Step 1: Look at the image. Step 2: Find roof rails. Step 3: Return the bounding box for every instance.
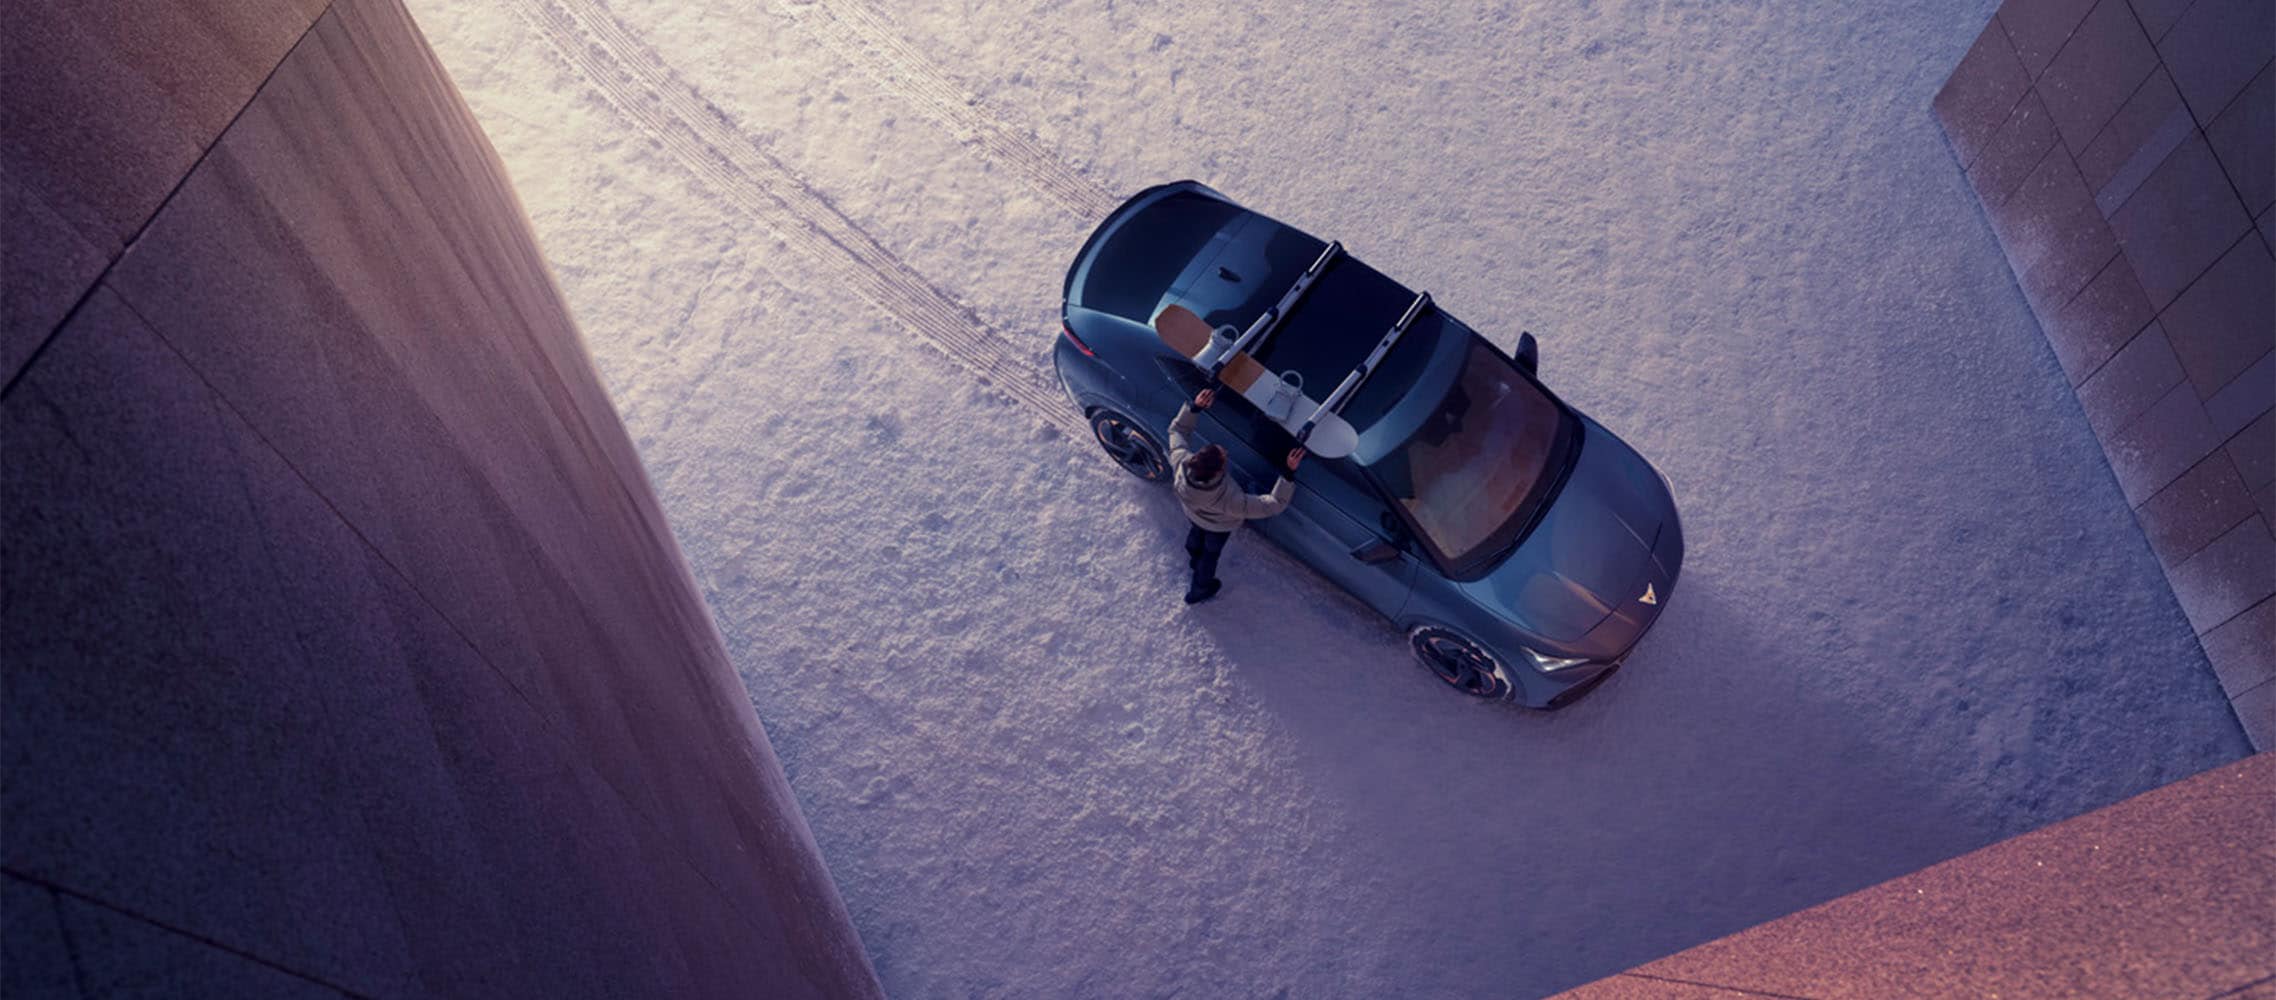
[1205,240,1343,380]
[1297,291,1431,444]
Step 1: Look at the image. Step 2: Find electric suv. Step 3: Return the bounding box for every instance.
[1054,181,1682,709]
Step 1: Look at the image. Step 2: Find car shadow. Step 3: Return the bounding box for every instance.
[1176,544,1994,993]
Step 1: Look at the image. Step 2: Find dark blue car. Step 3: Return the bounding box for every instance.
[1055,182,1682,709]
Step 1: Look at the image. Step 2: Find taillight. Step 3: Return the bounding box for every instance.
[1061,320,1096,357]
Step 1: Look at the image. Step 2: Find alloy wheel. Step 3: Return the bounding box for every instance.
[1409,627,1511,700]
[1089,411,1168,482]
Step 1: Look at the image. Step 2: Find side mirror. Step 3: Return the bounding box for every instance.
[1515,331,1539,376]
[1361,511,1417,563]
[1350,538,1402,564]
[1378,510,1411,541]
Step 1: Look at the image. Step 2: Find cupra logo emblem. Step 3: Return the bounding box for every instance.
[1639,584,1658,606]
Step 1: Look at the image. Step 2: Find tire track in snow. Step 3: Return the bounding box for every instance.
[776,0,1121,220]
[511,0,1086,437]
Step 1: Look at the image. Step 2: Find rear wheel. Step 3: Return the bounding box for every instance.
[1407,627,1512,700]
[1089,409,1169,482]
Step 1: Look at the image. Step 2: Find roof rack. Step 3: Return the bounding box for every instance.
[1205,240,1343,380]
[1297,291,1431,444]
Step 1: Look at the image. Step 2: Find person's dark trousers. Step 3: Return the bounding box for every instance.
[1185,524,1231,591]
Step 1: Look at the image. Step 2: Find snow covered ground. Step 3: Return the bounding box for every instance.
[404,0,2253,995]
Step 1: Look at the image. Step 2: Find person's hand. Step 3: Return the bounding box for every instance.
[1194,388,1216,410]
[1285,447,1306,472]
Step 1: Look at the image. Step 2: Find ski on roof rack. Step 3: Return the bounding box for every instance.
[1205,239,1343,381]
[1297,291,1431,444]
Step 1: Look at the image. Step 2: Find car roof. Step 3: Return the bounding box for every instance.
[1073,184,1506,447]
[1251,255,1432,406]
[1215,249,1471,449]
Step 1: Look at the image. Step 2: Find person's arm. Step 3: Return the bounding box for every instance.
[1237,447,1304,519]
[1167,404,1196,467]
[1168,389,1215,467]
[1239,475,1297,520]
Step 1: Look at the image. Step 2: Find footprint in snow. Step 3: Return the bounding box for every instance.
[864,413,901,445]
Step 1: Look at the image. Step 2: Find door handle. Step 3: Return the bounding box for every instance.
[1350,538,1401,564]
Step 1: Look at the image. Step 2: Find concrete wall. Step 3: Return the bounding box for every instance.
[1931,0,2275,747]
[1,0,880,995]
[1556,752,2275,998]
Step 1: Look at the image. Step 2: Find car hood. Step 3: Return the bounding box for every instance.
[1458,417,1674,644]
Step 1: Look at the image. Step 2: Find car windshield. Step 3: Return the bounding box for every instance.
[1361,339,1575,573]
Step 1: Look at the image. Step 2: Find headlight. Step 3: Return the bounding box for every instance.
[1520,646,1592,674]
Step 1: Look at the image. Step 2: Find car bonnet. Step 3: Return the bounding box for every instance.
[1457,419,1670,644]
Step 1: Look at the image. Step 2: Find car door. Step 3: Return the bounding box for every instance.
[1193,392,1419,620]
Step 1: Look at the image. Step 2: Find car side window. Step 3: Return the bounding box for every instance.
[1153,355,1292,455]
[1161,361,1391,541]
[1155,356,1209,397]
[1202,387,1297,460]
[1201,391,1400,543]
[1301,456,1406,541]
[1302,451,1371,501]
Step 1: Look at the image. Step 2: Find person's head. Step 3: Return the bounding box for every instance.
[1184,444,1226,486]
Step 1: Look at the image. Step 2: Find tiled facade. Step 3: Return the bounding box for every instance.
[1,0,881,994]
[1555,752,2276,998]
[1934,0,2275,747]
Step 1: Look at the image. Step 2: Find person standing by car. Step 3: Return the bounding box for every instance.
[1169,389,1305,604]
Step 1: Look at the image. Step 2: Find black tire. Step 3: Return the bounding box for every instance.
[1089,409,1169,482]
[1407,626,1512,700]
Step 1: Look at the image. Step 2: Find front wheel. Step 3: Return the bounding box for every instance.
[1407,626,1512,700]
[1089,409,1169,482]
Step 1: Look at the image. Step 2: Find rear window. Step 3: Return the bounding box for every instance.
[1080,192,1242,320]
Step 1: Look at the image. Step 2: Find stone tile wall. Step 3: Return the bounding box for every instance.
[1554,752,2276,998]
[1933,0,2275,747]
[0,0,881,995]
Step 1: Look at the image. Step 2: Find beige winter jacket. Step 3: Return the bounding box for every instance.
[1168,404,1295,532]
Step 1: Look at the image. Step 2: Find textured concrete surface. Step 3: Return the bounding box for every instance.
[1,0,880,995]
[1935,0,2275,748]
[0,0,327,384]
[1557,752,2276,999]
[1,877,81,999]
